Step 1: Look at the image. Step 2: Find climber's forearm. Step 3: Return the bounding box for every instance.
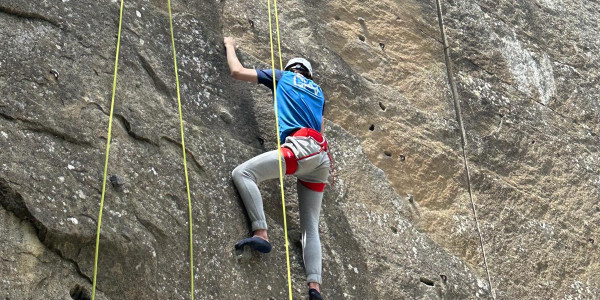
[224,37,257,83]
[225,45,243,75]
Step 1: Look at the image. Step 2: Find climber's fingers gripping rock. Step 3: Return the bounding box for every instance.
[223,36,237,49]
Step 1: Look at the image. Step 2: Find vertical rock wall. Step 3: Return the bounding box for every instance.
[0,0,598,299]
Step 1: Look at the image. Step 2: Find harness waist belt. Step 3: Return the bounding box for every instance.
[290,128,327,150]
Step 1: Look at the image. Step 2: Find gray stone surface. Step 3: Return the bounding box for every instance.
[443,1,600,299]
[0,0,598,299]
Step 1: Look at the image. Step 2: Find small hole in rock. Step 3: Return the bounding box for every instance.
[589,238,595,244]
[419,277,435,286]
[390,226,397,234]
[378,102,386,111]
[379,42,385,50]
[257,137,264,146]
[248,19,254,27]
[384,150,392,157]
[334,15,340,20]
[70,284,91,300]
[440,274,447,282]
[399,155,406,161]
[369,124,375,131]
[358,34,365,42]
[531,140,536,145]
[50,69,59,80]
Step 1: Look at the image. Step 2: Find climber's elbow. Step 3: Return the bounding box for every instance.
[230,68,241,78]
[230,69,240,79]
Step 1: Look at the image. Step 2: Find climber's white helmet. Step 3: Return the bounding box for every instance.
[284,58,313,77]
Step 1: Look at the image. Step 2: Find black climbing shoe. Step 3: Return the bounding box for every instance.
[234,236,272,253]
[309,288,323,300]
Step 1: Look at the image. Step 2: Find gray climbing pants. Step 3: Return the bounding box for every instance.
[232,136,331,284]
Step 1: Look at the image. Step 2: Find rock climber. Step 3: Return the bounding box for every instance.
[224,36,331,300]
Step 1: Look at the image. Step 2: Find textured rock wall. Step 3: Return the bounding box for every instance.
[0,0,598,299]
[443,1,600,298]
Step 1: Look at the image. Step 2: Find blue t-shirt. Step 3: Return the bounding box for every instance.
[256,69,325,141]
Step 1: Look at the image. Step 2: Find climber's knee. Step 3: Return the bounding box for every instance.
[232,164,252,182]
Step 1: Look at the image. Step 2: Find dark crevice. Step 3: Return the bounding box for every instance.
[24,126,92,147]
[84,102,109,116]
[0,5,60,27]
[70,284,91,300]
[137,51,173,98]
[0,112,92,147]
[114,114,159,146]
[160,136,205,173]
[134,213,167,242]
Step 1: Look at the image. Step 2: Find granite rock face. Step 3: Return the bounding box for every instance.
[0,0,598,299]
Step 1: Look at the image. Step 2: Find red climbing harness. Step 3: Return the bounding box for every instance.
[280,128,335,192]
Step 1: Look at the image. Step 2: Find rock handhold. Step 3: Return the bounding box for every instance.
[219,109,233,124]
[419,277,435,286]
[109,174,125,188]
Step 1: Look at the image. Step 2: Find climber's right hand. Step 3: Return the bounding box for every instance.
[224,37,236,49]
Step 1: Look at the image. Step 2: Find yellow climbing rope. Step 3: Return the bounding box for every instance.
[91,0,124,299]
[167,0,196,299]
[266,0,293,299]
[92,1,195,299]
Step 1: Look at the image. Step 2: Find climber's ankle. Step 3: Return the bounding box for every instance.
[253,229,268,241]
